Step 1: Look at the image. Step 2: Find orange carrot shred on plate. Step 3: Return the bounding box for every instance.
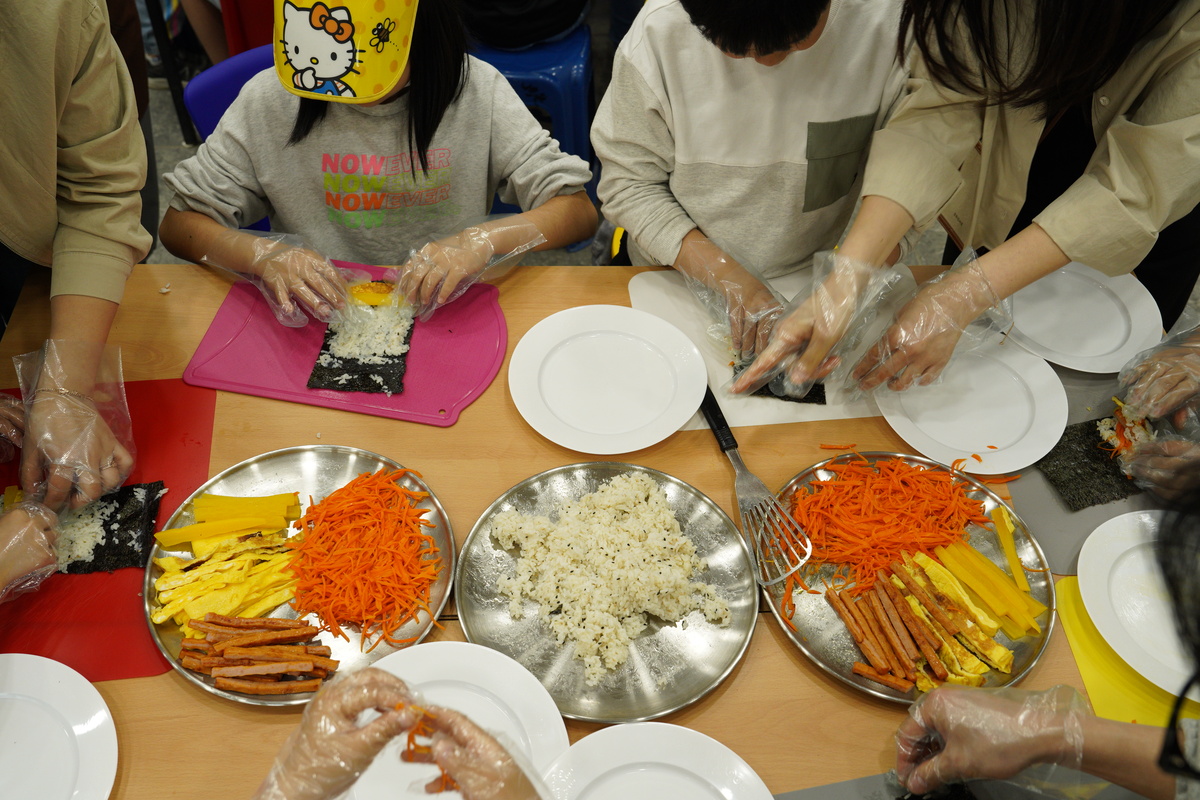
[986,445,999,450]
[983,474,1022,484]
[950,458,968,472]
[789,458,989,597]
[397,704,459,792]
[971,453,983,463]
[287,469,443,651]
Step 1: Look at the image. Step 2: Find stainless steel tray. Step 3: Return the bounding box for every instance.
[143,445,454,707]
[456,462,758,723]
[766,451,1056,704]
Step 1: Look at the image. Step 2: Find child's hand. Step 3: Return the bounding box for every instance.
[398,220,545,320]
[254,246,347,326]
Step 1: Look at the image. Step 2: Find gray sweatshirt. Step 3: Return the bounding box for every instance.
[592,0,907,277]
[166,57,592,264]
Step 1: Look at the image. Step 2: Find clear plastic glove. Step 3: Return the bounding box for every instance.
[0,501,59,604]
[1119,327,1200,425]
[895,685,1088,796]
[397,220,546,320]
[202,231,349,327]
[255,668,419,800]
[14,341,136,512]
[731,251,894,398]
[426,706,547,800]
[0,391,23,463]
[675,236,784,364]
[853,257,1005,392]
[1124,439,1200,500]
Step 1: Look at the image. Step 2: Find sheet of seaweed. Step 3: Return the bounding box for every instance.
[731,365,827,405]
[62,481,166,574]
[1035,419,1142,512]
[306,321,415,395]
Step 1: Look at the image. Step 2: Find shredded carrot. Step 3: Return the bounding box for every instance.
[790,458,989,597]
[986,445,999,450]
[397,704,459,792]
[971,453,983,463]
[983,474,1022,484]
[287,469,443,651]
[820,443,858,450]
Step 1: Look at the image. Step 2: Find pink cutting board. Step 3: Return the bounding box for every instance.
[183,262,506,426]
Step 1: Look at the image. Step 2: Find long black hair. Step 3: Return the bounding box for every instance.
[287,0,469,175]
[678,0,828,57]
[899,0,1181,117]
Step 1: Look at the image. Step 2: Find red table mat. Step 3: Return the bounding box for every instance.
[0,379,216,682]
[183,261,506,427]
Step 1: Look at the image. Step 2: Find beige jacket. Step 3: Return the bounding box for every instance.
[863,0,1200,276]
[0,0,151,303]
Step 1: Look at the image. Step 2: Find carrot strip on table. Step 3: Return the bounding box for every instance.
[287,468,443,651]
[819,443,857,450]
[789,458,988,596]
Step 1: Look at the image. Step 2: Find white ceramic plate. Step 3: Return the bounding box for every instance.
[1009,262,1162,373]
[542,722,771,800]
[508,305,707,454]
[349,641,569,799]
[0,653,118,800]
[874,339,1068,474]
[1077,510,1193,697]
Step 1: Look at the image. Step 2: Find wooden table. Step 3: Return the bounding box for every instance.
[0,264,1086,798]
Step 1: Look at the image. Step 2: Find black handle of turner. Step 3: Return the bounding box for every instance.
[700,386,739,453]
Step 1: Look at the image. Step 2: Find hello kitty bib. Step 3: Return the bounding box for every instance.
[275,0,417,104]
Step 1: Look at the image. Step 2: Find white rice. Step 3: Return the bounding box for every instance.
[53,497,118,571]
[321,302,414,365]
[490,472,731,685]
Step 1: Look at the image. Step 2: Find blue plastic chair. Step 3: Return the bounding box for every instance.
[184,44,275,139]
[183,44,275,231]
[472,25,597,244]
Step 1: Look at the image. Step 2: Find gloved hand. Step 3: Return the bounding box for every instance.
[202,231,349,327]
[0,391,23,463]
[0,501,59,604]
[14,340,136,512]
[853,258,1004,392]
[254,668,419,800]
[398,219,546,320]
[731,251,891,398]
[1123,439,1200,500]
[895,685,1087,795]
[426,706,546,800]
[675,236,783,364]
[1119,327,1200,426]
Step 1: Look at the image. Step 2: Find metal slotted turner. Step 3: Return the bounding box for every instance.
[700,387,812,586]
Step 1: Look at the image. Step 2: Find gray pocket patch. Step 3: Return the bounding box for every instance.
[804,113,876,212]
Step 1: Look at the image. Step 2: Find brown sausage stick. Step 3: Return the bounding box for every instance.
[211,661,314,678]
[214,677,323,695]
[212,626,320,652]
[879,577,950,681]
[867,591,915,681]
[873,581,919,662]
[840,591,892,673]
[203,613,311,629]
[853,595,905,677]
[891,561,960,635]
[852,662,914,693]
